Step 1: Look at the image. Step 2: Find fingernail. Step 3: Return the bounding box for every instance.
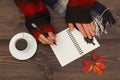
[50,42,54,45]
[85,35,87,38]
[89,36,92,39]
[69,28,72,31]
[92,33,95,37]
[69,27,74,31]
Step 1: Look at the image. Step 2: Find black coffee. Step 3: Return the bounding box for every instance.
[15,39,28,51]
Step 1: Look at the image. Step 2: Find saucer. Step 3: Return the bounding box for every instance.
[9,32,37,60]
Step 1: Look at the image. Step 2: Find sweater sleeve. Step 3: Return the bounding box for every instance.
[44,0,94,23]
[15,0,55,41]
[66,0,94,23]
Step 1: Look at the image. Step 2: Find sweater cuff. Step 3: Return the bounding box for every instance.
[66,0,94,23]
[26,11,55,41]
[39,24,55,34]
[31,24,55,41]
[31,29,40,41]
[66,7,93,23]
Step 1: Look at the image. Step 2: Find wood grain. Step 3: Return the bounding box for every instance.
[0,0,120,80]
[0,39,120,80]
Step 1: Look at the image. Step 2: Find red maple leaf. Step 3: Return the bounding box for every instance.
[93,65,102,75]
[91,51,98,60]
[81,59,92,73]
[81,51,106,75]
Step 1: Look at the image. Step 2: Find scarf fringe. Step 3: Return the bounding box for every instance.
[91,1,116,37]
[91,9,108,37]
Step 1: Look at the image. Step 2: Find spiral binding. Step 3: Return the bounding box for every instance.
[66,30,83,55]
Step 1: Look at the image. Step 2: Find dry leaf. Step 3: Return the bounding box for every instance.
[96,63,106,70]
[96,56,105,63]
[91,51,98,60]
[82,59,92,65]
[93,65,102,75]
[82,64,93,73]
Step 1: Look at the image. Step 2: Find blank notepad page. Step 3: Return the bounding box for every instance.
[50,28,100,67]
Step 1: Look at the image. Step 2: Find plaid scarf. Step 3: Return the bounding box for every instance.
[45,0,116,36]
[45,0,94,23]
[53,0,69,17]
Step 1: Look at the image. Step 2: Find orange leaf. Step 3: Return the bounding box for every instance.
[93,65,102,75]
[96,63,106,70]
[96,56,105,63]
[82,59,92,66]
[91,51,98,60]
[81,64,93,73]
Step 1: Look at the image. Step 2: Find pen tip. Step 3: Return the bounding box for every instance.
[54,42,57,45]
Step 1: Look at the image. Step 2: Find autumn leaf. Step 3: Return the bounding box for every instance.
[81,59,93,73]
[81,64,93,73]
[96,56,105,63]
[82,59,92,65]
[91,51,98,60]
[81,51,106,75]
[93,65,102,75]
[96,63,106,70]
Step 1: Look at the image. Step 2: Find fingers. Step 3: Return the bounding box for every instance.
[89,22,95,37]
[38,34,54,45]
[75,22,95,39]
[90,22,95,31]
[75,23,87,37]
[48,32,56,42]
[38,36,47,44]
[68,23,74,31]
[82,24,93,39]
[90,23,95,36]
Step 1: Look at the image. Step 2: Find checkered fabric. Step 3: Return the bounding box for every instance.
[53,0,68,17]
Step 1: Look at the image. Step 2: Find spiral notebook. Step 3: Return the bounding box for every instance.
[50,28,100,67]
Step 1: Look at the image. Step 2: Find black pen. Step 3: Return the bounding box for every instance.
[84,37,95,45]
[31,23,57,45]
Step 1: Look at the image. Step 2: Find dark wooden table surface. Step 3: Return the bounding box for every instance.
[0,0,120,80]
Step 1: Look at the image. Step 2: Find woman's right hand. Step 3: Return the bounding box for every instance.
[68,22,95,39]
[38,32,56,45]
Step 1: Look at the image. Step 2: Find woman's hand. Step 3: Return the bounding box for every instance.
[38,32,56,45]
[68,22,95,39]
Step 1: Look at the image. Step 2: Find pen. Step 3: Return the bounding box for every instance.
[84,37,95,45]
[31,23,57,45]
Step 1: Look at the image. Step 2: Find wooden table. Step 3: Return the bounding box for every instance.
[0,39,120,80]
[0,0,120,80]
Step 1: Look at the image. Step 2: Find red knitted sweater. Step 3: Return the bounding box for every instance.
[15,0,94,41]
[15,0,55,41]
